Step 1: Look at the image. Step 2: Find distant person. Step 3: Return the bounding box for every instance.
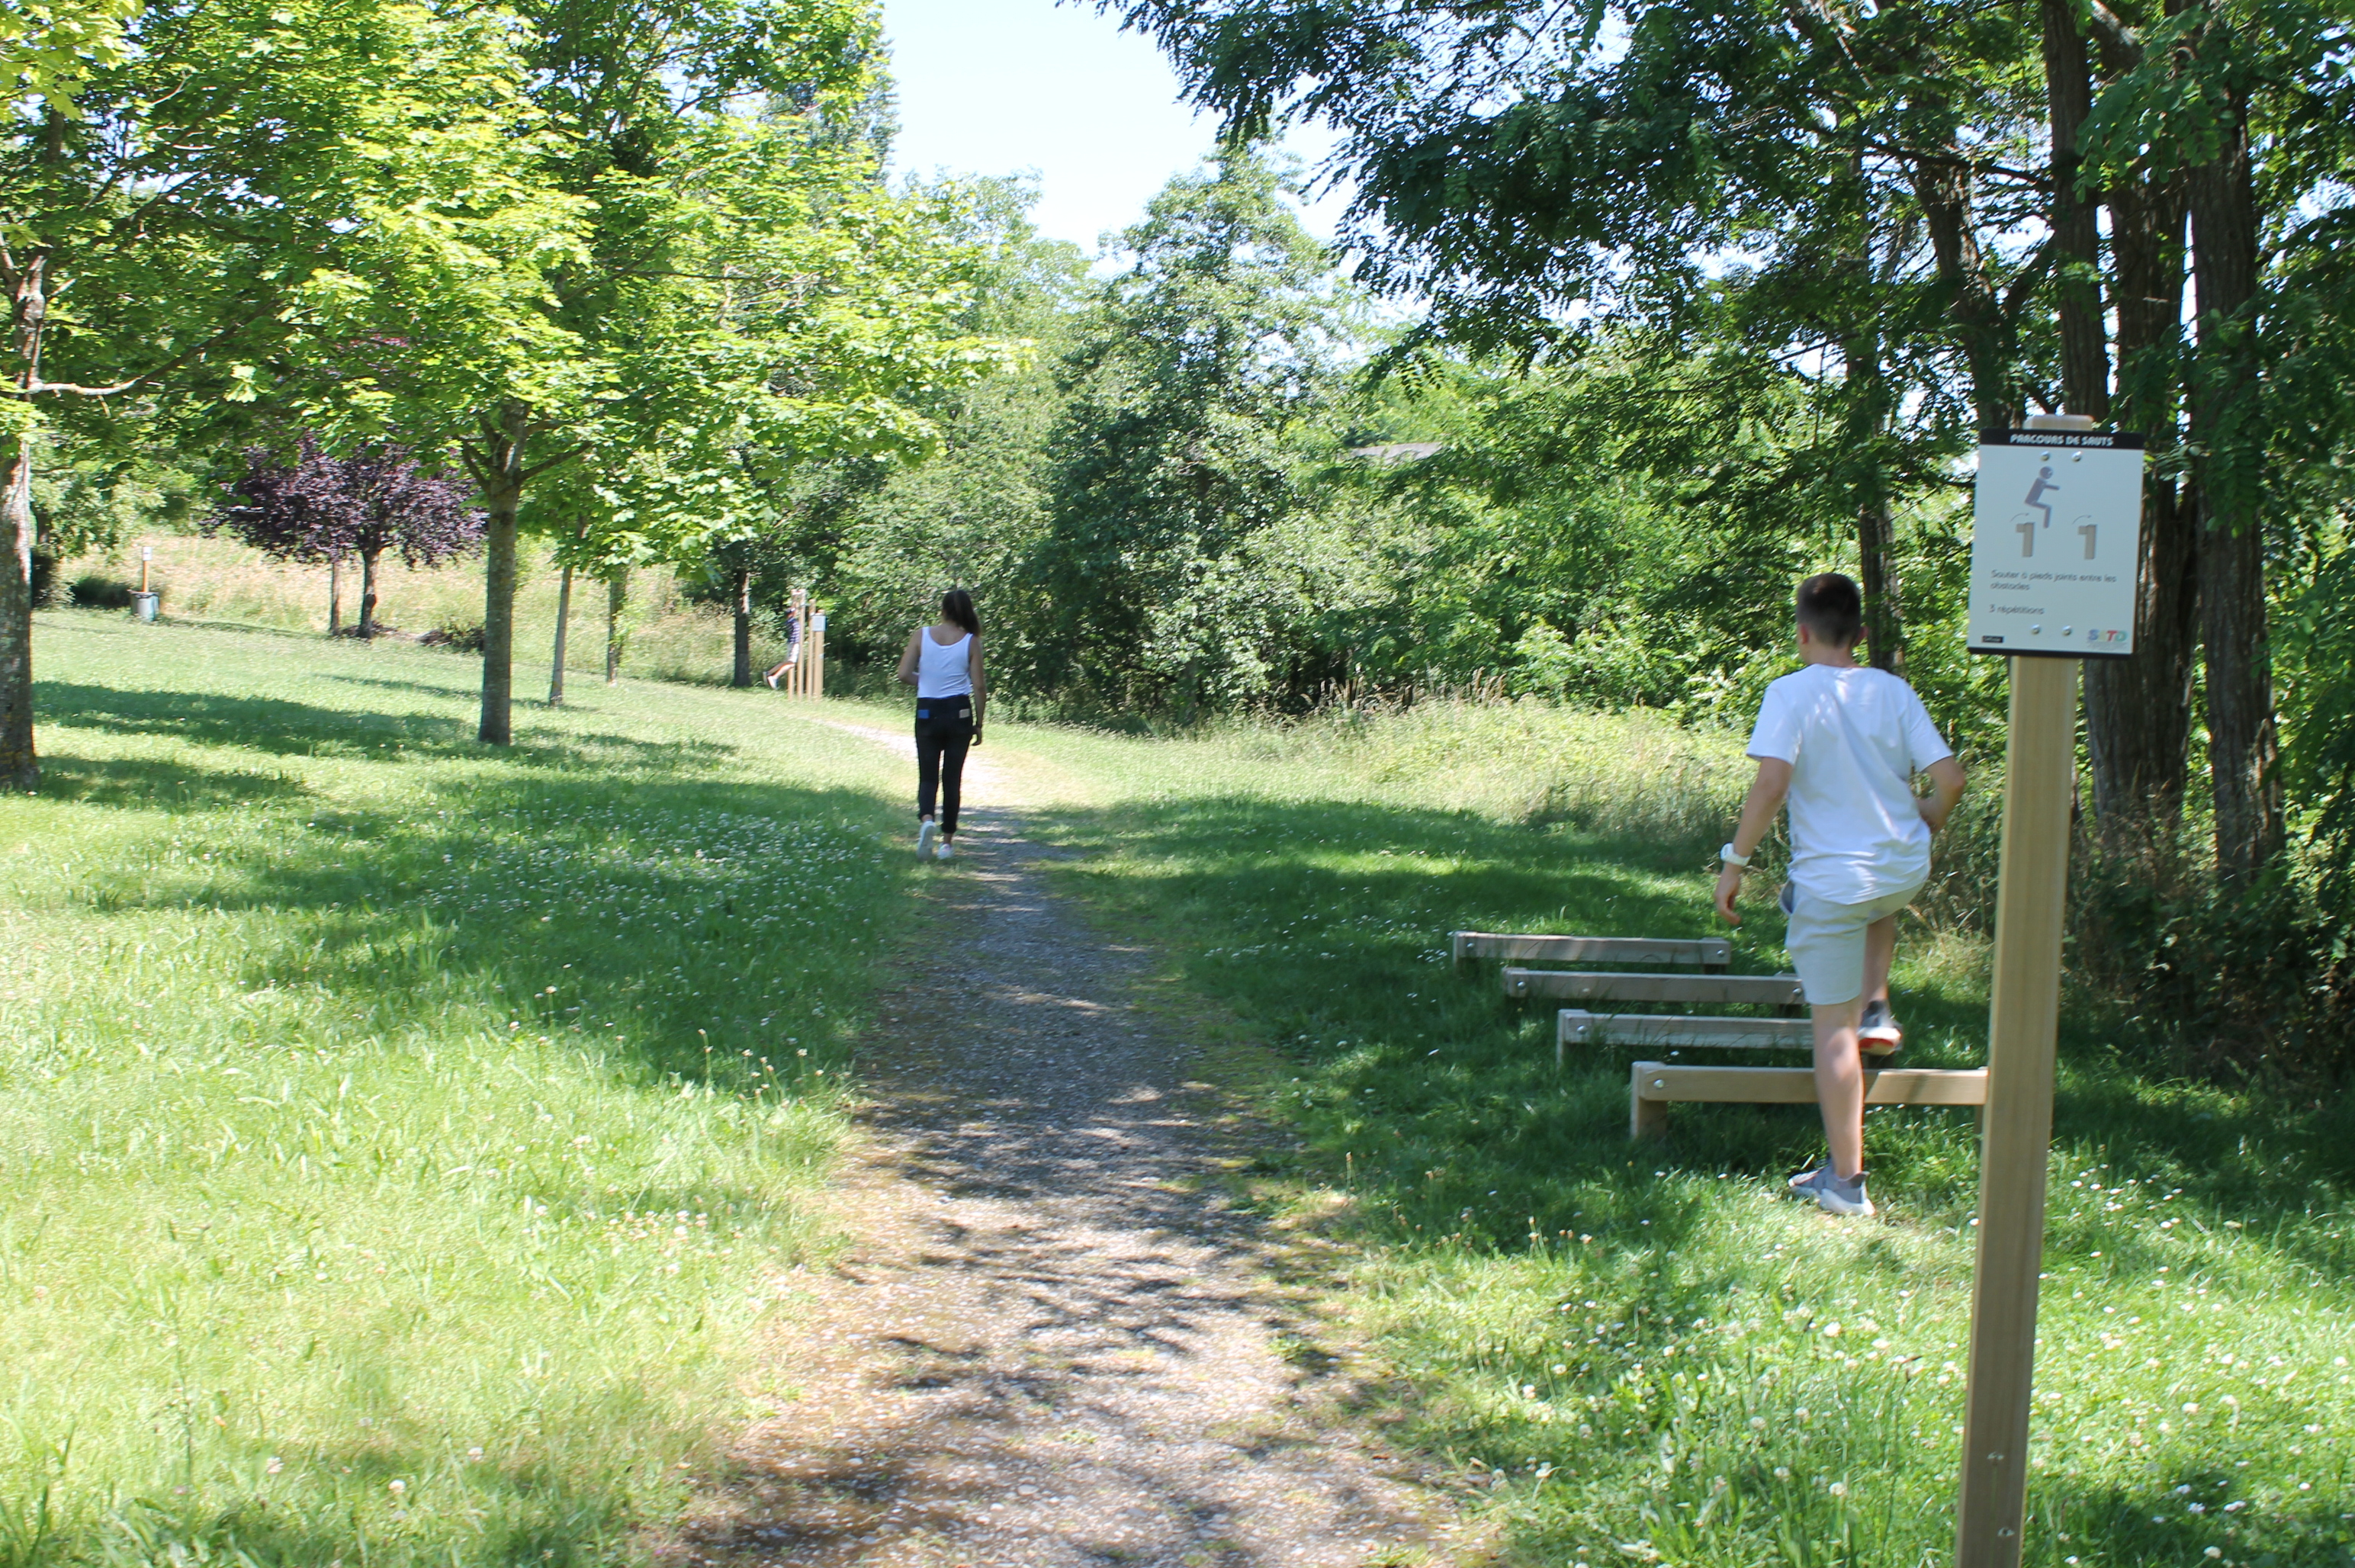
[1714,573,1966,1216]
[896,589,985,861]
[762,609,802,689]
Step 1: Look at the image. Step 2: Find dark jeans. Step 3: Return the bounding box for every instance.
[914,696,974,836]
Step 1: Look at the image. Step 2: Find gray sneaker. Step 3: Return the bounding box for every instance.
[1787,1163,1875,1216]
[1859,998,1902,1058]
[916,819,937,859]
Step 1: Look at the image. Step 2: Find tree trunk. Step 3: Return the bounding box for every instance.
[605,570,628,684]
[0,434,37,792]
[2042,0,2109,421]
[329,550,343,635]
[2,232,51,793]
[2186,76,2281,885]
[549,561,573,708]
[1910,160,2019,432]
[477,400,528,746]
[1838,326,1904,673]
[358,547,380,638]
[731,562,755,687]
[2083,172,2196,841]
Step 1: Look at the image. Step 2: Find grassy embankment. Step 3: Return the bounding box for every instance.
[4,613,913,1568]
[54,535,799,687]
[975,705,2355,1568]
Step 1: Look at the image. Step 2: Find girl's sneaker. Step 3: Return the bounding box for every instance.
[916,820,937,859]
[1787,1163,1875,1216]
[934,840,954,861]
[1859,998,1903,1057]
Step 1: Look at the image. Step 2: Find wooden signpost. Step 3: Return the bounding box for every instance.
[1953,414,2143,1568]
[778,589,827,701]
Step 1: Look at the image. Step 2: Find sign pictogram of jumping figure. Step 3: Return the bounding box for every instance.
[1967,429,2145,657]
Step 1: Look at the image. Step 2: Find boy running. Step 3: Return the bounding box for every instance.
[1714,574,1966,1216]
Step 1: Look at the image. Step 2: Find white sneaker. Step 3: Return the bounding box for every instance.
[1787,1163,1875,1216]
[916,820,937,858]
[935,840,954,861]
[764,670,779,689]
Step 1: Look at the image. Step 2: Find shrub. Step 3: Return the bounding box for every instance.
[67,574,136,609]
[419,615,485,652]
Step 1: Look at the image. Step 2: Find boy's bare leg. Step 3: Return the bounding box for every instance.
[1862,913,1899,1005]
[1812,997,1867,1180]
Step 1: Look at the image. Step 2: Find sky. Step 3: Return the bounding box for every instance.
[875,0,1348,258]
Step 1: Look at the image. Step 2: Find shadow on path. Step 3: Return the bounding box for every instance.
[687,805,1457,1568]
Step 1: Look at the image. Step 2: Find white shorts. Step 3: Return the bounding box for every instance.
[1785,883,1922,1006]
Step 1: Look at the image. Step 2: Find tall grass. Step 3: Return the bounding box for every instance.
[979,704,2355,1568]
[51,535,799,687]
[5,614,912,1568]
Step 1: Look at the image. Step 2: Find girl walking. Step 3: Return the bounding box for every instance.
[896,590,985,861]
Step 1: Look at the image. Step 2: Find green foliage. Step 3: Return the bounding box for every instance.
[1010,149,1356,718]
[821,177,1087,662]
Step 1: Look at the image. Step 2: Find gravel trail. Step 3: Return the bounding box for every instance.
[680,720,1454,1567]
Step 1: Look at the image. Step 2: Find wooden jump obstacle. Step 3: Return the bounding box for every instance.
[1506,969,1804,1006]
[1557,1009,1814,1063]
[1451,931,1729,971]
[776,587,827,700]
[1628,1061,1987,1139]
[1454,931,1812,1066]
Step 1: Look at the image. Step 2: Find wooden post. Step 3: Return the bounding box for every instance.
[787,587,808,699]
[809,607,824,700]
[1954,653,2080,1568]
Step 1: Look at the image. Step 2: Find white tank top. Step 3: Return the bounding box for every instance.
[917,628,973,698]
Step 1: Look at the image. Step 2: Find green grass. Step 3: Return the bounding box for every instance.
[5,614,916,1568]
[985,704,2355,1568]
[14,628,2355,1568]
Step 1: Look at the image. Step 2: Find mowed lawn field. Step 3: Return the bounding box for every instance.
[11,613,2355,1568]
[6,612,917,1568]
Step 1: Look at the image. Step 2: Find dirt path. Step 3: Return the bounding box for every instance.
[681,720,1457,1566]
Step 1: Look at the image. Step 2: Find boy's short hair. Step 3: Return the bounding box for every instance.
[1796,573,1865,647]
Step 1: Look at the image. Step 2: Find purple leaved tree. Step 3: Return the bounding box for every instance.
[209,438,484,635]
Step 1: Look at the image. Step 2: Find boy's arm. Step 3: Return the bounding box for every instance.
[1918,756,1966,831]
[1714,758,1792,924]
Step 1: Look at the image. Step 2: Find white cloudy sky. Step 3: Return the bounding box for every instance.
[875,0,1349,256]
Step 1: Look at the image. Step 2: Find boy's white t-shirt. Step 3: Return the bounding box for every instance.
[1746,663,1953,907]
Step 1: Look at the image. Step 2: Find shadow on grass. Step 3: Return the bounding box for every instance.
[39,750,313,811]
[1025,789,2353,1267]
[37,680,731,773]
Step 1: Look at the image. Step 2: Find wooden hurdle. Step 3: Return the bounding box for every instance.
[1506,969,1804,1007]
[1451,932,1730,971]
[1629,1060,1988,1139]
[1557,1009,1814,1064]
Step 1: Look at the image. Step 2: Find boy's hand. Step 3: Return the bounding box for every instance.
[1714,863,1745,924]
[1916,757,1967,834]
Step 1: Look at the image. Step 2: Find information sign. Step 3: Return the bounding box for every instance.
[1967,431,2145,657]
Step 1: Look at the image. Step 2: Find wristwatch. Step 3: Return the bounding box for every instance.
[1720,843,1752,868]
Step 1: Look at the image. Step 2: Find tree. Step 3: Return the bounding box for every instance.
[821,177,1088,670]
[300,0,998,746]
[2,0,561,790]
[209,438,484,636]
[1017,149,1353,718]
